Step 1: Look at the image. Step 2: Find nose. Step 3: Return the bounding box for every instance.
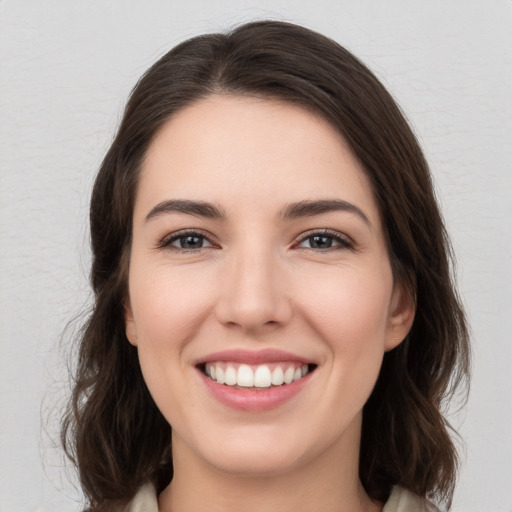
[215,245,292,333]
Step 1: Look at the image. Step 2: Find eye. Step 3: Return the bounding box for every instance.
[296,230,353,251]
[159,230,215,251]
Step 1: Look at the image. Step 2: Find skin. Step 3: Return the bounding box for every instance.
[125,95,415,512]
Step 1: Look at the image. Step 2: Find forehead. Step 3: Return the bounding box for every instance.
[136,95,379,222]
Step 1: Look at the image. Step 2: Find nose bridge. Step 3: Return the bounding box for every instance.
[216,237,290,330]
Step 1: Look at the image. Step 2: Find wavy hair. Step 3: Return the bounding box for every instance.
[61,20,470,511]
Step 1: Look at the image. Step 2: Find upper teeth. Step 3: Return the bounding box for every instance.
[205,362,309,388]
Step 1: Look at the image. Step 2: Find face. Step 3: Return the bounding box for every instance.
[125,95,414,477]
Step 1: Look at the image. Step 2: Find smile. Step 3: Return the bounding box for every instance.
[196,349,317,411]
[202,362,312,389]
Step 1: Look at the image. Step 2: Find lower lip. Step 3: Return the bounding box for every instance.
[199,370,312,412]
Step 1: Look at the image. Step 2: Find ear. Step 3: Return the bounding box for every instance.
[385,281,416,352]
[124,299,138,346]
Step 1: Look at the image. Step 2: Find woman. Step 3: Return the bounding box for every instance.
[62,21,469,512]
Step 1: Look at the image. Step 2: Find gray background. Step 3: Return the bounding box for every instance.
[1,1,511,511]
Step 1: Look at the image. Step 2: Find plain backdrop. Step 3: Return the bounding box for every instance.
[1,1,511,511]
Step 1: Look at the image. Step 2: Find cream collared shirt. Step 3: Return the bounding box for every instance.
[125,483,440,512]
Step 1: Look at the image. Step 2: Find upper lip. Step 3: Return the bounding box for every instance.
[196,348,314,365]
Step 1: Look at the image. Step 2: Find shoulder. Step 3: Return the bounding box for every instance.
[122,482,159,512]
[383,486,441,512]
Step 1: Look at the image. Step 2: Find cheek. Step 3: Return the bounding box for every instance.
[130,266,215,348]
[310,275,391,413]
[299,268,392,343]
[294,264,393,400]
[129,269,212,424]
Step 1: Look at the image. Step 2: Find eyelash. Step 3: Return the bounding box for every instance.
[158,229,217,253]
[293,229,354,252]
[157,229,354,253]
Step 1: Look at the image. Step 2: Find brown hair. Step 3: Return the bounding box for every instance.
[62,20,470,511]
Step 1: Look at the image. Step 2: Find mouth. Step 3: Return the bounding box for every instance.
[195,349,318,411]
[198,361,317,390]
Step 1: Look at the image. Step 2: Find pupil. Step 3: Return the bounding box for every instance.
[181,236,202,249]
[311,235,332,248]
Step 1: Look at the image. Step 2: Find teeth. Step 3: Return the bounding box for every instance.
[216,366,225,384]
[271,366,284,385]
[283,366,295,384]
[237,364,254,387]
[205,362,311,388]
[215,366,226,384]
[225,366,237,386]
[254,365,272,388]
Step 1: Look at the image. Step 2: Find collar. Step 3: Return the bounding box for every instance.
[125,483,440,512]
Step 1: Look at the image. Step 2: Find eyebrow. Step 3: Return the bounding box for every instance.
[280,199,371,227]
[145,199,225,222]
[145,198,371,227]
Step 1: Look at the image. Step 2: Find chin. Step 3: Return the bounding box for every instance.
[189,425,314,478]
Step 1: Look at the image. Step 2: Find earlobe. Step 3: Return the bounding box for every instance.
[124,299,138,346]
[385,282,416,352]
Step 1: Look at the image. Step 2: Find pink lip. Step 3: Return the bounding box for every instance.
[197,348,312,365]
[196,349,316,412]
[199,369,312,412]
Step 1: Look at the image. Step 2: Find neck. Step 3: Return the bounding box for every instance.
[158,419,382,512]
